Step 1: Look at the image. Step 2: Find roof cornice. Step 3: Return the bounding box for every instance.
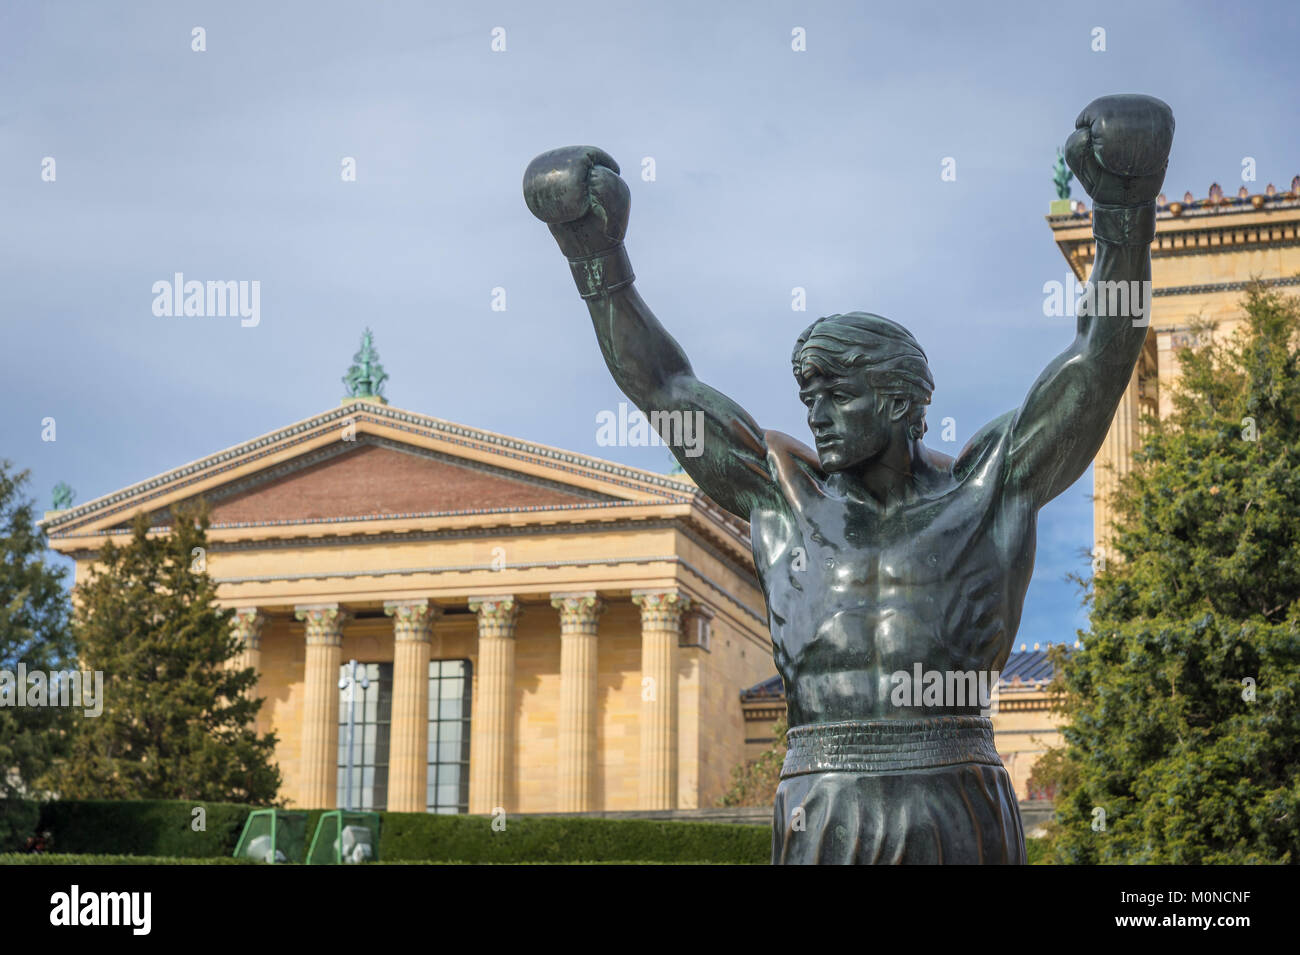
[40,402,759,548]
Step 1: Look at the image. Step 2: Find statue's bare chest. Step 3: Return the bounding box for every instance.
[752,491,996,603]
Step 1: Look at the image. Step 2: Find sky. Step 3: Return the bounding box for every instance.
[2,0,1298,648]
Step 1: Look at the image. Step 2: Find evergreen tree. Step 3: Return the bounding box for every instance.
[0,462,75,846]
[53,500,282,804]
[1045,283,1300,864]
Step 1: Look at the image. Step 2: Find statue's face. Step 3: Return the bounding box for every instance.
[799,372,896,472]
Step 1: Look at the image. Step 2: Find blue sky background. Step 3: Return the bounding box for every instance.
[3,0,1298,648]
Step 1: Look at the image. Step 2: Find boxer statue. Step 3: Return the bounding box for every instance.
[523,94,1174,864]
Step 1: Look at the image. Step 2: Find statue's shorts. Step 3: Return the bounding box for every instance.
[771,717,1025,865]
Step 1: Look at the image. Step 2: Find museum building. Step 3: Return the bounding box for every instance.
[43,382,776,814]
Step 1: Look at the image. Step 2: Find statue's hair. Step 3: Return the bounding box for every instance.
[792,312,935,435]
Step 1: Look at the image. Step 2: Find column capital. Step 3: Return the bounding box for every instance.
[632,590,693,630]
[295,603,350,646]
[384,599,441,642]
[550,592,605,634]
[469,595,520,638]
[230,607,267,651]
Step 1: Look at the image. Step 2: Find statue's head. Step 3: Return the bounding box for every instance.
[791,312,934,472]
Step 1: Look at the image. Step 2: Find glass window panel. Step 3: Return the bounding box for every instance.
[425,659,472,813]
[337,661,392,811]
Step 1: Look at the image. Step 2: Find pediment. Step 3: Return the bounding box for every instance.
[125,436,616,528]
[45,401,699,540]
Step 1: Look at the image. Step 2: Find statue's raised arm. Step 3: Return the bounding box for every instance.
[1007,94,1175,509]
[523,147,780,519]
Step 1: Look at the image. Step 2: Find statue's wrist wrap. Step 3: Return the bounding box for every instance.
[568,244,635,299]
[1092,201,1157,246]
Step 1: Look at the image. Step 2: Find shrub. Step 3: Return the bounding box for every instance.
[36,799,251,858]
[34,799,770,863]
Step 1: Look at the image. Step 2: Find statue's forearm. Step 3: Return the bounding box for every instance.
[572,250,774,519]
[575,249,694,406]
[1008,201,1158,504]
[1077,202,1155,383]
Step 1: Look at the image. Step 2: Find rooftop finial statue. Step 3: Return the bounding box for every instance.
[342,327,389,400]
[1054,146,1074,199]
[524,94,1173,864]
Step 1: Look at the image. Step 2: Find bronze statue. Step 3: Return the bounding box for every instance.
[524,94,1174,864]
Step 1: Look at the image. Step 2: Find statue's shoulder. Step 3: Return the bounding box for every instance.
[952,410,1017,483]
[761,429,826,505]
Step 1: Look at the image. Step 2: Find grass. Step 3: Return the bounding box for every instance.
[0,853,257,865]
[1,837,1050,865]
[0,853,738,865]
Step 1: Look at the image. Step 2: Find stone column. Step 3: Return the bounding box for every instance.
[295,604,349,809]
[229,608,266,681]
[229,608,266,731]
[468,596,520,814]
[385,599,440,813]
[632,590,692,810]
[551,592,604,812]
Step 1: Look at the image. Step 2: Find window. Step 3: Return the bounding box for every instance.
[337,662,392,811]
[427,659,472,814]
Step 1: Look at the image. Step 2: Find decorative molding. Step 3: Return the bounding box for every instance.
[119,515,751,581]
[632,590,693,631]
[294,604,350,646]
[384,598,440,642]
[680,602,714,651]
[43,402,698,532]
[550,593,605,635]
[1052,235,1300,273]
[205,553,767,629]
[1152,275,1300,298]
[229,607,266,651]
[469,595,520,638]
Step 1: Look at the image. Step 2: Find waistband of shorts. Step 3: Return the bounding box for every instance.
[780,717,1002,778]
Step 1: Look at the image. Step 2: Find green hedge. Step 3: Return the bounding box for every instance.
[379,812,768,863]
[35,800,254,858]
[28,800,770,863]
[0,853,256,865]
[0,799,41,852]
[0,854,718,865]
